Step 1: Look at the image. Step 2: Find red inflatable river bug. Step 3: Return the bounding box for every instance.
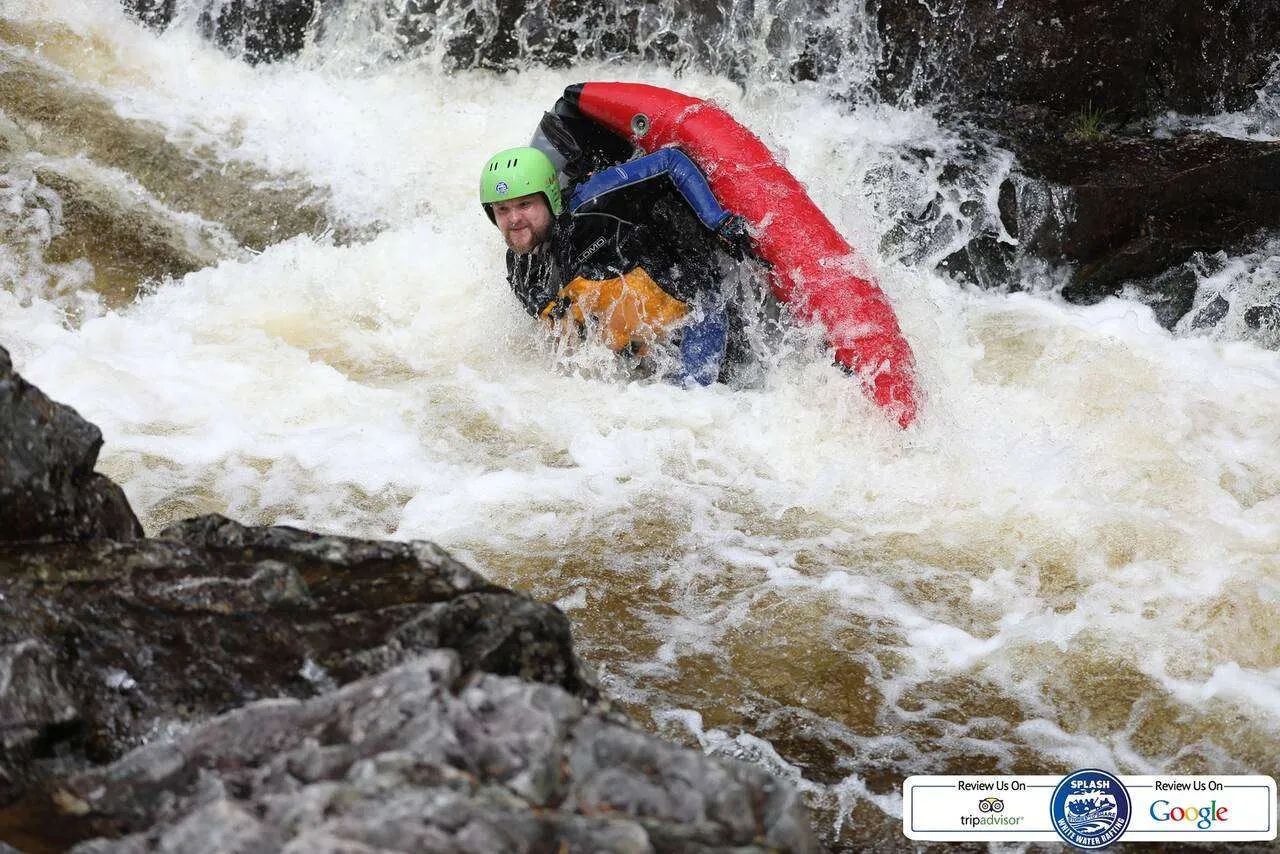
[565,82,920,428]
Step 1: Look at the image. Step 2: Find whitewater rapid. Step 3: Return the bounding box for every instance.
[3,1,1278,845]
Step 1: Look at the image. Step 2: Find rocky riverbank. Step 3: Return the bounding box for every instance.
[0,345,822,853]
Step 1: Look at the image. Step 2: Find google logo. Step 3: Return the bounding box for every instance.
[1150,800,1229,830]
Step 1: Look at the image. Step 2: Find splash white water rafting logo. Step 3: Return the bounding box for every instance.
[494,180,509,195]
[1051,769,1131,848]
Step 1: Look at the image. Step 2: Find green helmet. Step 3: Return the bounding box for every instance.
[479,146,563,222]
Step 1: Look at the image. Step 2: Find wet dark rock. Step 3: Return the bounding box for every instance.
[385,0,734,73]
[921,132,1280,330]
[164,0,1280,135]
[874,1,1280,138]
[865,3,1280,328]
[120,0,1279,135]
[937,232,1018,293]
[0,346,142,545]
[119,0,173,30]
[1245,303,1280,332]
[122,0,316,64]
[1018,133,1280,315]
[9,652,819,853]
[0,354,823,852]
[1194,294,1233,330]
[1121,267,1201,330]
[0,641,78,751]
[198,0,316,65]
[0,514,593,811]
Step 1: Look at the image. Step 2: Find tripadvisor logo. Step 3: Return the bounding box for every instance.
[960,797,1024,828]
[1051,769,1131,849]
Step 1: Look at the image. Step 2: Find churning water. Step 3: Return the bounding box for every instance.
[3,1,1278,848]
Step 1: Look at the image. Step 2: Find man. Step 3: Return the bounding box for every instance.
[480,144,751,385]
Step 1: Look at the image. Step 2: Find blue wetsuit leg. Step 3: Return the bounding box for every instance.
[670,304,728,386]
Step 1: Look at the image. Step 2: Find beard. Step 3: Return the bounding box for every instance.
[502,219,552,254]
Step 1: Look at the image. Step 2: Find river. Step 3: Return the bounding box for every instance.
[2,1,1278,849]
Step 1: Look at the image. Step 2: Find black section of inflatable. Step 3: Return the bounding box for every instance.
[536,97,633,183]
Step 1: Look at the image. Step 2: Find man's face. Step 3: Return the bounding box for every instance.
[491,193,553,254]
